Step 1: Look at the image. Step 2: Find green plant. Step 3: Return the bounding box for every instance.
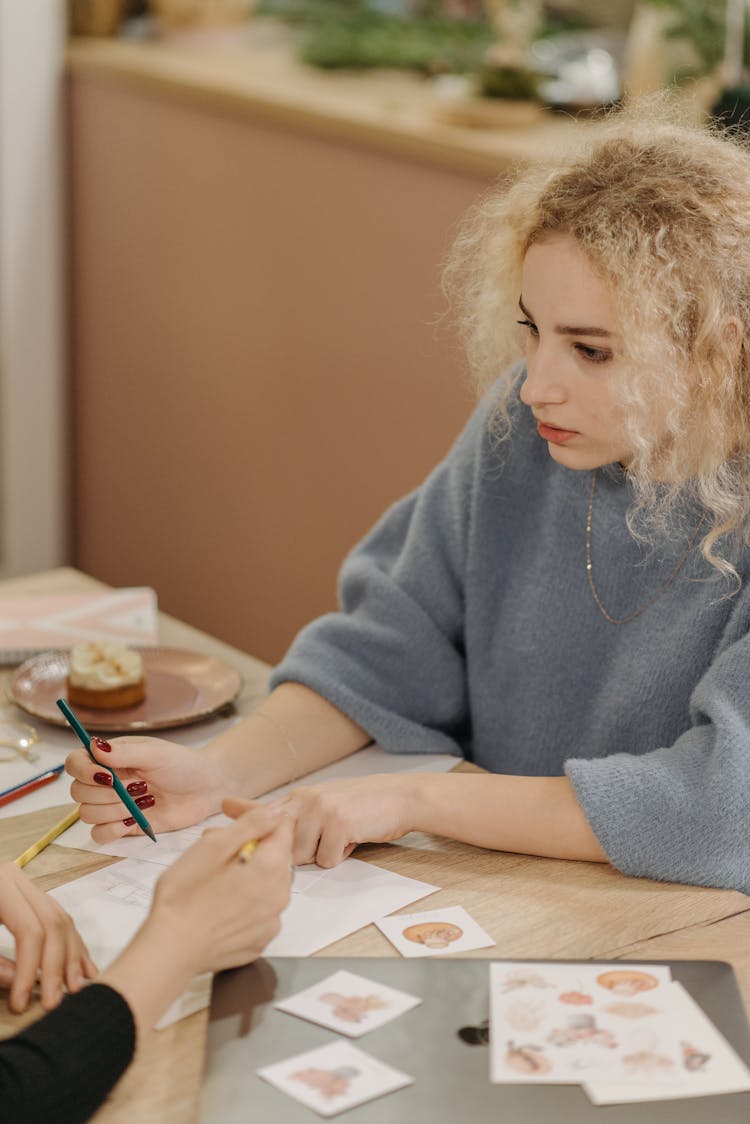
[257,1,493,73]
[478,63,539,99]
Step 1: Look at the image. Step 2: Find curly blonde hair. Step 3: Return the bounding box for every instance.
[444,100,750,582]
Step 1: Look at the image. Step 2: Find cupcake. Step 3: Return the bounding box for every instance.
[66,642,146,710]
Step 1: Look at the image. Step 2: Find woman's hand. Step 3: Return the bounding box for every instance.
[272,774,419,867]
[65,736,228,842]
[100,798,294,1036]
[0,861,97,1013]
[145,798,293,974]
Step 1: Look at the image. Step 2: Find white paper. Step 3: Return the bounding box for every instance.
[0,852,437,1028]
[3,741,452,1026]
[264,859,438,957]
[60,814,230,866]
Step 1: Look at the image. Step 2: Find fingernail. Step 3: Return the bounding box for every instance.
[126,780,148,796]
[94,737,111,753]
[13,991,29,1012]
[123,816,136,827]
[93,772,113,786]
[135,794,155,810]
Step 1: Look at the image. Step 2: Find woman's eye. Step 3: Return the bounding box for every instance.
[516,318,539,337]
[575,343,612,364]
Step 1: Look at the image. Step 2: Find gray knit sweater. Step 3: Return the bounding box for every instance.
[271,387,750,894]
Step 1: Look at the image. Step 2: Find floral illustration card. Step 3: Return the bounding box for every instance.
[374,905,495,957]
[257,1040,413,1117]
[274,969,422,1038]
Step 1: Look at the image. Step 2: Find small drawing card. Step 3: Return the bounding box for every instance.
[257,1040,413,1117]
[490,961,680,1085]
[274,969,422,1037]
[374,905,495,957]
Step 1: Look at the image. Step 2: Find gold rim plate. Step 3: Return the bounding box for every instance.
[9,647,242,732]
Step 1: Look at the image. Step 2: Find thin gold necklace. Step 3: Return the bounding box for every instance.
[585,471,706,625]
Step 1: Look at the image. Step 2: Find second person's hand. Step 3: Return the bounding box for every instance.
[272,774,419,868]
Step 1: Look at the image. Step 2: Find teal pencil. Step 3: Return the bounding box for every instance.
[56,698,157,842]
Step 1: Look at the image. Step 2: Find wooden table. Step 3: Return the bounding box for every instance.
[1,568,749,1123]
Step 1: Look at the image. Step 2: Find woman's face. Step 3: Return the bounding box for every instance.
[518,234,635,470]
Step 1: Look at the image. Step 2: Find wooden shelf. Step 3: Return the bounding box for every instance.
[67,20,578,178]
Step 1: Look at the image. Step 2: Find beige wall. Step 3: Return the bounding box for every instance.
[68,73,487,663]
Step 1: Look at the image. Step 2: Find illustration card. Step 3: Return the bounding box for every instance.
[584,979,750,1103]
[490,961,680,1085]
[257,1040,413,1117]
[374,905,495,957]
[274,969,422,1037]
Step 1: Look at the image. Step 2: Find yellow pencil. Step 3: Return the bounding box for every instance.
[14,806,80,869]
[237,839,257,863]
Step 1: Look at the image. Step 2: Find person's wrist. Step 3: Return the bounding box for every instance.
[405,772,441,836]
[400,773,429,835]
[139,910,204,977]
[100,925,194,1041]
[203,740,248,806]
[205,716,291,798]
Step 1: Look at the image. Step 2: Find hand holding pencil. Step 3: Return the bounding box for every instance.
[65,728,222,844]
[92,797,293,1041]
[56,700,157,842]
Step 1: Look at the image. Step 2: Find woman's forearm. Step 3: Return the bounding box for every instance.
[209,682,372,798]
[411,773,608,863]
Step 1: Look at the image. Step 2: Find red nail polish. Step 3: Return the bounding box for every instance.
[126,781,148,797]
[94,738,112,753]
[135,794,155,810]
[93,772,113,786]
[123,817,136,827]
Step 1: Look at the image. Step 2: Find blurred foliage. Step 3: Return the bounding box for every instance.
[257,0,492,72]
[255,1,598,84]
[478,63,540,98]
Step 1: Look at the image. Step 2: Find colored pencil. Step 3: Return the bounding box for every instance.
[14,805,80,868]
[55,698,157,843]
[0,764,64,808]
[237,838,257,862]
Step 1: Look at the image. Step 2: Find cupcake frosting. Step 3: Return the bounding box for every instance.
[68,642,143,690]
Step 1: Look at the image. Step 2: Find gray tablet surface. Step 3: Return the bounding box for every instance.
[201,958,750,1122]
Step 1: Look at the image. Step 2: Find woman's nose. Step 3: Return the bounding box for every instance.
[519,347,567,407]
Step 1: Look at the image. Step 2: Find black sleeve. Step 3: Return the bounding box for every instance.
[0,983,136,1124]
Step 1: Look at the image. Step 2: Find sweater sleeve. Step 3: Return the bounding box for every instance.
[565,628,750,894]
[0,983,136,1124]
[270,403,491,758]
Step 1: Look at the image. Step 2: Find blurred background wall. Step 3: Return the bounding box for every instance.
[0,0,68,579]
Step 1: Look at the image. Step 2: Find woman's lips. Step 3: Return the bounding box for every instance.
[536,421,578,445]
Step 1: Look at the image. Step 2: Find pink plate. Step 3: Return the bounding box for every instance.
[10,647,242,732]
